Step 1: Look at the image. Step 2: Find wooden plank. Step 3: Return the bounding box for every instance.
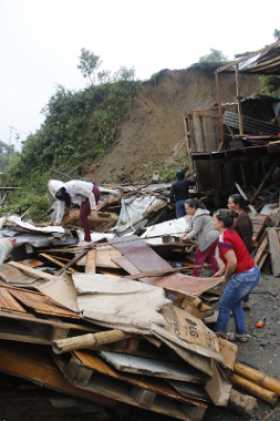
[254,235,268,265]
[85,249,96,273]
[39,253,75,273]
[8,262,79,313]
[0,287,27,313]
[5,286,80,319]
[74,351,207,407]
[0,342,113,408]
[267,228,280,276]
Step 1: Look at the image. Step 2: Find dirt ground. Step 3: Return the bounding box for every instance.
[207,273,280,421]
[86,68,260,184]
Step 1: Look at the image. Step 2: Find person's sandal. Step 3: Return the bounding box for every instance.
[226,332,236,342]
[236,333,250,343]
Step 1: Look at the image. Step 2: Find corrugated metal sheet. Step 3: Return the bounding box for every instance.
[217,40,280,75]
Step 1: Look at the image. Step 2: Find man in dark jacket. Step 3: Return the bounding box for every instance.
[170,170,195,218]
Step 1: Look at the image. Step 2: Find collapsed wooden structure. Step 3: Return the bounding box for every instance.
[184,40,280,204]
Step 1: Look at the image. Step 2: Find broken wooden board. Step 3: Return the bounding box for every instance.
[254,234,268,266]
[267,228,280,276]
[85,249,96,273]
[55,353,206,420]
[0,309,90,345]
[77,245,122,269]
[8,262,79,312]
[0,264,36,287]
[0,286,27,313]
[74,351,207,407]
[99,351,203,383]
[251,214,269,241]
[2,285,80,319]
[0,342,113,408]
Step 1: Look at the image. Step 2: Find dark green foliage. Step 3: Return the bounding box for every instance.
[77,48,101,85]
[4,80,138,220]
[198,49,228,64]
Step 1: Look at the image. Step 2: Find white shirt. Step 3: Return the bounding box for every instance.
[48,179,96,225]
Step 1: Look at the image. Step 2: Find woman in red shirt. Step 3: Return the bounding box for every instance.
[213,209,260,342]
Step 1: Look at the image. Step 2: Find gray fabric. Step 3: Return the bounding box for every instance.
[186,209,219,252]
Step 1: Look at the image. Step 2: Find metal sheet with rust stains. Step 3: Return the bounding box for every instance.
[144,272,224,297]
[112,237,171,273]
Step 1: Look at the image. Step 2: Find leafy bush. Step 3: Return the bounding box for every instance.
[3,80,138,220]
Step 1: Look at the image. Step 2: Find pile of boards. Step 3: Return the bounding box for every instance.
[1,230,280,420]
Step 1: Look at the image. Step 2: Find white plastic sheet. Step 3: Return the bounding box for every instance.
[114,195,167,234]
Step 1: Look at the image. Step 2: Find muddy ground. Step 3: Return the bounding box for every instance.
[0,273,279,421]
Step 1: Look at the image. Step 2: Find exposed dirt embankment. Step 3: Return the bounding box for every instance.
[87,66,260,183]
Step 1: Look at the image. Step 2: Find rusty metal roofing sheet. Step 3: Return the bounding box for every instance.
[112,236,171,273]
[144,272,224,297]
[217,40,280,75]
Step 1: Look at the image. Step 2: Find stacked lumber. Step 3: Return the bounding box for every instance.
[0,232,279,420]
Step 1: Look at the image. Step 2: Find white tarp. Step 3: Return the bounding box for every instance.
[73,273,170,333]
[114,195,167,234]
[142,216,190,245]
[6,215,65,235]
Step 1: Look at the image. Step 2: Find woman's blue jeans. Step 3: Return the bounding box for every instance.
[176,200,186,218]
[216,267,260,335]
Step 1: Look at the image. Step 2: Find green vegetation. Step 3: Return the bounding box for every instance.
[2,50,138,220]
[198,49,228,64]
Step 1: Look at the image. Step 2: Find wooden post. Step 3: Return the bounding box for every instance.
[235,64,244,135]
[53,329,130,354]
[85,249,96,273]
[267,228,280,277]
[234,362,280,396]
[215,71,224,149]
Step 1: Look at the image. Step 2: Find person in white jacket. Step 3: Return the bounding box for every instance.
[48,179,100,242]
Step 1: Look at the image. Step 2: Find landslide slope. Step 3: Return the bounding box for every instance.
[87,66,260,183]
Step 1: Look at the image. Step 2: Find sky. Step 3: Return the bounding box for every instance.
[0,0,280,147]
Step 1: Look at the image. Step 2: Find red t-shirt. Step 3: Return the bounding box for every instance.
[218,229,255,273]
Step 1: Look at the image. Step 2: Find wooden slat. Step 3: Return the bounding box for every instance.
[85,249,97,273]
[267,228,280,276]
[0,287,26,313]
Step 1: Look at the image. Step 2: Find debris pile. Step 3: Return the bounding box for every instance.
[0,209,280,420]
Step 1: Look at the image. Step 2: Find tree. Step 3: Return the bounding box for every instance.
[77,48,101,86]
[274,29,280,40]
[199,49,228,63]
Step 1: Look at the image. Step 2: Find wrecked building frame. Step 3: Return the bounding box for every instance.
[185,40,280,204]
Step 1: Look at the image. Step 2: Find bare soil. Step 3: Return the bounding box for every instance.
[87,67,260,184]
